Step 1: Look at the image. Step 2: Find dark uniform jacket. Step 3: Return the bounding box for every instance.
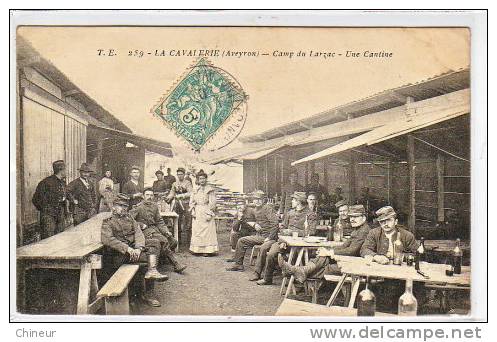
[164,175,176,191]
[67,178,96,212]
[122,180,143,207]
[130,200,170,236]
[279,182,304,213]
[32,174,68,216]
[253,204,279,240]
[328,217,353,240]
[334,222,371,256]
[360,226,419,257]
[101,214,146,255]
[231,207,256,233]
[152,180,169,194]
[281,206,318,237]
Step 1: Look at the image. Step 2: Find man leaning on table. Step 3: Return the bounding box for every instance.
[278,204,371,283]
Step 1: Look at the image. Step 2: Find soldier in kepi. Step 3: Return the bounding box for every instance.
[328,199,353,240]
[32,160,70,239]
[167,167,193,246]
[67,163,97,225]
[132,188,187,274]
[101,194,169,307]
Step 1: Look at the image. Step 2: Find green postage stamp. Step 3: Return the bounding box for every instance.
[151,58,248,151]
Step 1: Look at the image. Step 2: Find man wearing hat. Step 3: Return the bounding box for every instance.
[123,166,144,208]
[67,162,97,225]
[166,167,193,246]
[277,204,371,283]
[226,190,279,272]
[32,160,70,238]
[278,170,304,215]
[101,194,169,307]
[361,206,419,264]
[152,169,169,194]
[254,191,318,285]
[328,199,353,240]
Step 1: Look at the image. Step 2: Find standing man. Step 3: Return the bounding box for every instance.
[152,170,169,194]
[122,166,143,208]
[67,163,97,225]
[164,168,176,191]
[101,194,168,307]
[328,199,353,239]
[132,188,186,273]
[167,167,193,246]
[32,160,69,239]
[226,190,279,272]
[279,170,304,215]
[305,173,329,210]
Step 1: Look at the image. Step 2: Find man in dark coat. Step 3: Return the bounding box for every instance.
[279,170,304,215]
[122,166,143,208]
[166,167,194,246]
[229,204,256,251]
[32,160,69,239]
[164,168,177,191]
[152,170,169,194]
[67,163,97,225]
[328,199,353,240]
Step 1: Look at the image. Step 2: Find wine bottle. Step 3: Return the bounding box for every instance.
[453,238,463,274]
[415,237,425,271]
[357,277,376,316]
[398,279,418,316]
[393,233,404,265]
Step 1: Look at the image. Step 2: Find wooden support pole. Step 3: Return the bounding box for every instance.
[436,154,445,222]
[348,154,357,203]
[387,161,392,204]
[407,134,416,233]
[265,155,269,195]
[323,157,330,194]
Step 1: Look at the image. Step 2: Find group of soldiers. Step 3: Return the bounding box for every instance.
[225,186,420,304]
[32,160,193,307]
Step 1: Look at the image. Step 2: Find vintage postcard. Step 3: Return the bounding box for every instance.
[11,10,487,322]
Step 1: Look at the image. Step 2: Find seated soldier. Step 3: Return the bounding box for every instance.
[229,203,256,252]
[101,194,168,307]
[278,204,371,283]
[131,188,186,273]
[328,199,353,239]
[253,191,317,285]
[226,190,279,272]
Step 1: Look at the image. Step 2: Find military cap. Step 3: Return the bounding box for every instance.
[348,204,366,216]
[376,206,397,221]
[335,199,349,209]
[52,160,65,172]
[113,194,130,207]
[155,170,164,176]
[291,191,307,202]
[249,190,266,199]
[78,162,93,173]
[177,167,186,174]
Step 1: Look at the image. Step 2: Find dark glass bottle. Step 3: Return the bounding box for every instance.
[453,238,463,274]
[357,277,376,316]
[415,237,425,271]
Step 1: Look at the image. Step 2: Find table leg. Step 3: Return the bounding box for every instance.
[326,274,348,307]
[174,217,179,252]
[16,260,27,312]
[347,276,361,309]
[285,247,305,298]
[280,247,296,295]
[76,260,92,315]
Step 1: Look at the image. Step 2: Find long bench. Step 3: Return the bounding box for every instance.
[97,264,140,315]
[276,298,395,316]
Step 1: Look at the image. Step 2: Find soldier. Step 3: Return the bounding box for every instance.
[32,160,70,239]
[152,170,169,194]
[122,166,143,208]
[305,173,329,208]
[167,167,193,246]
[278,204,371,283]
[164,167,177,191]
[67,163,97,225]
[229,203,256,252]
[101,194,168,307]
[360,206,419,263]
[328,199,353,239]
[254,191,318,285]
[279,170,304,215]
[132,188,187,273]
[226,190,279,272]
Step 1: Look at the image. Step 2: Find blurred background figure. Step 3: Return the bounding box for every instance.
[98,169,115,212]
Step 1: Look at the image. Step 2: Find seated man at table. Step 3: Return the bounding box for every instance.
[360,206,419,264]
[131,188,186,274]
[226,190,279,272]
[278,204,371,283]
[254,191,318,285]
[101,194,169,307]
[328,199,353,239]
[229,203,256,252]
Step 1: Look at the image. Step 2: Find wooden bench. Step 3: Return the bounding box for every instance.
[97,264,140,315]
[275,299,395,316]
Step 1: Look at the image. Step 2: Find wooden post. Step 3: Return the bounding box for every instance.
[323,157,329,194]
[436,154,445,222]
[265,155,269,195]
[407,134,416,233]
[348,153,357,203]
[387,161,392,204]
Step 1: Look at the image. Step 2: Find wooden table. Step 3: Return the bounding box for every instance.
[275,298,395,317]
[159,211,179,251]
[278,236,344,298]
[326,255,470,309]
[17,212,111,314]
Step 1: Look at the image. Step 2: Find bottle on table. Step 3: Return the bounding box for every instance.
[452,238,463,274]
[415,237,425,271]
[357,277,376,316]
[398,279,418,316]
[393,233,404,265]
[333,220,343,242]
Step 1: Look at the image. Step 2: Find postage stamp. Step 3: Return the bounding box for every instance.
[151,58,248,152]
